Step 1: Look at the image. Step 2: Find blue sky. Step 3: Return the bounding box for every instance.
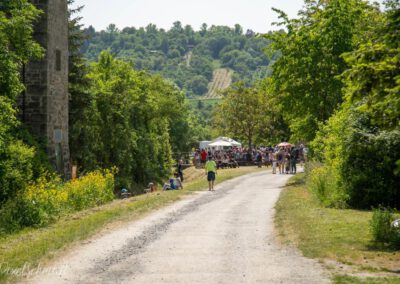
[72,0,307,33]
[72,0,383,33]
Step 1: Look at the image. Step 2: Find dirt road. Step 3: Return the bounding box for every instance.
[24,170,329,284]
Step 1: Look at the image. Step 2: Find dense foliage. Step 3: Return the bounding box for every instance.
[66,1,197,190]
[264,0,381,141]
[0,0,51,205]
[340,1,400,131]
[310,1,400,209]
[266,0,400,209]
[70,51,191,189]
[264,0,399,209]
[81,22,276,97]
[0,2,118,234]
[310,105,400,209]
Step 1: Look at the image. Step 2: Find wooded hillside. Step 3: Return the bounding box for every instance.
[82,22,277,98]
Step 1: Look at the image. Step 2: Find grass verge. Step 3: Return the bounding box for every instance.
[275,173,400,284]
[0,166,263,283]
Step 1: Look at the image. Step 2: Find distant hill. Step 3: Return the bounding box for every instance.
[81,22,279,98]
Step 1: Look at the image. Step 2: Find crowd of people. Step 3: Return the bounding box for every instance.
[159,143,306,194]
[193,145,306,175]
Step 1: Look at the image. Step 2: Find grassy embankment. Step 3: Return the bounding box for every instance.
[188,98,221,107]
[275,173,400,284]
[0,166,263,282]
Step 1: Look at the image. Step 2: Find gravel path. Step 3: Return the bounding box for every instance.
[23,170,330,284]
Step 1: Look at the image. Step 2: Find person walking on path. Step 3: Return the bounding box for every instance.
[205,156,217,191]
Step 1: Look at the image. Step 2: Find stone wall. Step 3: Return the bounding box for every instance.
[23,0,70,178]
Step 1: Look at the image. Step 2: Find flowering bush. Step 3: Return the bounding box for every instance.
[0,170,115,233]
[66,170,114,211]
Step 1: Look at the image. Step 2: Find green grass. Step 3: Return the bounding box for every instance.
[334,275,400,284]
[275,173,400,284]
[0,166,263,283]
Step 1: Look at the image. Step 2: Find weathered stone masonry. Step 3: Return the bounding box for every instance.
[23,0,70,178]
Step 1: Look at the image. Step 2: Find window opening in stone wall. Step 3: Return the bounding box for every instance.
[56,49,61,71]
[55,143,63,174]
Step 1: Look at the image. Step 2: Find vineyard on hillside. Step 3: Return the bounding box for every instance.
[185,50,193,67]
[82,24,275,98]
[206,68,232,98]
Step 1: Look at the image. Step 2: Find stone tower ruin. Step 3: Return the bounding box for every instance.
[22,0,70,178]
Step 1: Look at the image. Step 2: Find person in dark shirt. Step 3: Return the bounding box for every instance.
[277,148,284,174]
[290,147,298,174]
[177,159,184,181]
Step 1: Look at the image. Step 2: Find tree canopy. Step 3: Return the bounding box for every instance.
[214,81,289,148]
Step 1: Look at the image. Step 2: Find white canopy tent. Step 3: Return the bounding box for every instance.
[228,139,241,147]
[198,137,242,150]
[199,140,211,150]
[208,140,233,147]
[211,137,242,147]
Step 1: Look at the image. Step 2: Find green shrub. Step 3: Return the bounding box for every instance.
[311,106,400,209]
[370,207,393,243]
[0,170,115,233]
[307,163,348,208]
[341,129,400,209]
[370,207,400,249]
[0,198,46,233]
[0,132,51,206]
[0,141,35,204]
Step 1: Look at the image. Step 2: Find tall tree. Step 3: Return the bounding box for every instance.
[214,82,270,149]
[67,0,93,167]
[264,0,380,141]
[72,50,191,188]
[308,1,400,209]
[341,0,400,130]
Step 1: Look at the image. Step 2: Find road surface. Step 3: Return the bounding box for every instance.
[23,170,329,284]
